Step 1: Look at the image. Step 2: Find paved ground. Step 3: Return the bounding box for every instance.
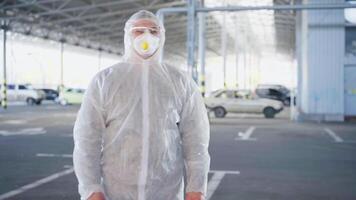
[0,104,355,200]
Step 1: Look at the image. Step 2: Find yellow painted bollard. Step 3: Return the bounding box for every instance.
[1,82,7,109]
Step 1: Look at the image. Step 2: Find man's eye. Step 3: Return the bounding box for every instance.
[150,30,158,35]
[134,30,144,34]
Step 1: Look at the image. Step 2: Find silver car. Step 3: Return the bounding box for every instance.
[205,89,284,118]
[0,84,46,105]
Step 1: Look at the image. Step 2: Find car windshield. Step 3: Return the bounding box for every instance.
[19,85,28,90]
[258,84,290,94]
[209,90,223,97]
[25,85,33,89]
[215,90,235,98]
[278,86,290,94]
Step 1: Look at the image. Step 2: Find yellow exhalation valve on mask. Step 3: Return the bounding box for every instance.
[141,41,149,51]
[133,32,160,58]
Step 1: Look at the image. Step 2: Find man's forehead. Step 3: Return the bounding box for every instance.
[132,19,159,28]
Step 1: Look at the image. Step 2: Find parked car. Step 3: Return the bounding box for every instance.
[205,89,284,118]
[39,88,59,101]
[58,88,85,105]
[255,84,295,106]
[0,84,45,105]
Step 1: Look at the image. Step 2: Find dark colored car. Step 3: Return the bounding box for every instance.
[255,84,296,106]
[39,89,59,101]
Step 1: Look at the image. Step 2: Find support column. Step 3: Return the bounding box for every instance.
[222,0,227,89]
[243,52,247,89]
[1,20,8,109]
[234,14,239,88]
[60,41,64,88]
[187,0,198,82]
[198,2,206,96]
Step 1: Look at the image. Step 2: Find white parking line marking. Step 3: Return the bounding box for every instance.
[206,170,240,200]
[235,126,256,141]
[2,120,27,125]
[0,167,74,200]
[0,128,46,136]
[210,170,240,175]
[324,128,343,143]
[206,172,225,200]
[36,153,72,158]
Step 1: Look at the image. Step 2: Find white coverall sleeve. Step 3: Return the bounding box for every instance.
[73,76,106,200]
[179,77,210,195]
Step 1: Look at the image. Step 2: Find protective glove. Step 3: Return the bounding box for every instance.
[186,192,204,200]
[87,192,105,200]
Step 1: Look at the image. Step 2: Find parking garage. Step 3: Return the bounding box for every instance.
[0,0,356,200]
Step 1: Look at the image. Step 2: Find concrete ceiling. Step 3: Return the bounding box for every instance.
[0,0,296,58]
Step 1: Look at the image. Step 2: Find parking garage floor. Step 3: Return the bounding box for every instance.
[0,104,355,200]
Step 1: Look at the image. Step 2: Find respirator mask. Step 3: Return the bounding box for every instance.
[131,27,160,59]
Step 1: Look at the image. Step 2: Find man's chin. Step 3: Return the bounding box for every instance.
[141,55,152,59]
[134,49,159,60]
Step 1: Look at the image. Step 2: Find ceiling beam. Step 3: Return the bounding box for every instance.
[25,0,141,17]
[0,0,63,10]
[51,1,186,24]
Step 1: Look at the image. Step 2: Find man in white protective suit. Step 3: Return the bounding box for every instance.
[73,10,210,200]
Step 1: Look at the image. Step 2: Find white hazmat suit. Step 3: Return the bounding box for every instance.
[73,10,210,200]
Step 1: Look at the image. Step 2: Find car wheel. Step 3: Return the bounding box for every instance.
[35,100,42,105]
[263,107,276,118]
[26,98,35,105]
[214,107,226,118]
[60,99,68,106]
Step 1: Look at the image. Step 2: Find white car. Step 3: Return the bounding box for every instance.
[205,89,284,118]
[0,84,46,105]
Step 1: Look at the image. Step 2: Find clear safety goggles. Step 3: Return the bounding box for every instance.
[129,26,161,36]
